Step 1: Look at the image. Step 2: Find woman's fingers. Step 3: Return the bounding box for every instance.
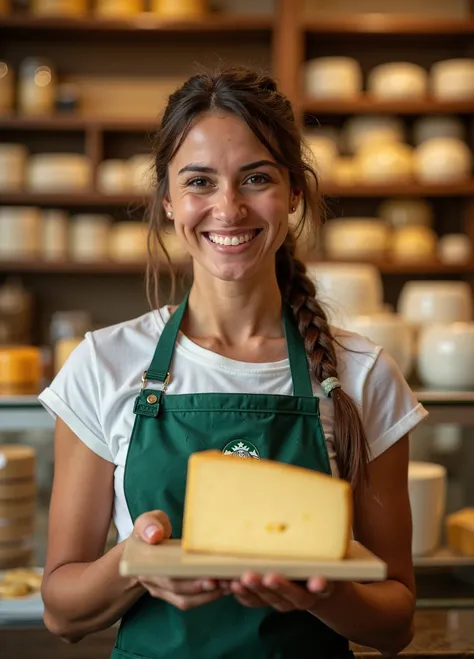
[133,510,173,544]
[140,582,226,610]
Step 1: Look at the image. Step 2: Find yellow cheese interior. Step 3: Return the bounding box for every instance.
[182,451,352,560]
[446,508,474,557]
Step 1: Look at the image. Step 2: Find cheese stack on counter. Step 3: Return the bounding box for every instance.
[446,508,474,556]
[0,347,42,396]
[182,451,352,561]
[0,445,36,569]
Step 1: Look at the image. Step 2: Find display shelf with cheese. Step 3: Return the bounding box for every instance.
[0,116,159,132]
[302,14,474,37]
[303,99,474,116]
[414,547,474,569]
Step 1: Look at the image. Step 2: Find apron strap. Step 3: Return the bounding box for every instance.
[146,292,313,397]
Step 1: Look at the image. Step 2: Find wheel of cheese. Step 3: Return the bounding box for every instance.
[378,198,433,229]
[342,116,406,155]
[0,498,36,520]
[324,218,390,259]
[438,234,473,265]
[94,0,142,16]
[97,160,130,194]
[356,141,414,184]
[31,0,87,15]
[0,518,34,543]
[0,62,15,114]
[70,214,111,262]
[0,144,28,192]
[41,209,69,262]
[304,57,362,99]
[0,445,35,481]
[109,222,148,262]
[413,116,465,146]
[27,154,92,192]
[392,226,437,263]
[414,138,472,184]
[0,206,42,260]
[0,479,36,501]
[367,62,428,100]
[332,157,357,185]
[0,543,34,570]
[0,348,42,395]
[431,59,474,100]
[150,0,207,18]
[304,135,338,182]
[129,154,154,193]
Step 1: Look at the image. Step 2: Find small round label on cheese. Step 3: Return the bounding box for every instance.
[0,453,6,471]
[222,440,260,460]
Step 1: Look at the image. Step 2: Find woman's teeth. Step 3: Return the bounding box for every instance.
[208,230,257,246]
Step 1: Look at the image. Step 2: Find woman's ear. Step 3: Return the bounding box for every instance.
[289,189,302,213]
[163,196,174,220]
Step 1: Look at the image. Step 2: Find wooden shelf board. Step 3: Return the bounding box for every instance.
[303,14,474,36]
[303,98,474,116]
[323,182,474,198]
[309,260,474,275]
[0,115,159,132]
[414,547,474,567]
[0,13,273,34]
[0,192,148,206]
[413,390,474,404]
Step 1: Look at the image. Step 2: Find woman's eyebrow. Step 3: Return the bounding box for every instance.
[178,160,279,176]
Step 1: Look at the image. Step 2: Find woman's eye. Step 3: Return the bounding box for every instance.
[188,177,210,187]
[245,173,270,185]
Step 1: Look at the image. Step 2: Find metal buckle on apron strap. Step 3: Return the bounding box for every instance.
[134,371,171,417]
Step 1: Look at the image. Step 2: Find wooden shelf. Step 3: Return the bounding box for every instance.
[323,182,474,198]
[303,14,474,36]
[414,547,474,568]
[303,98,474,116]
[311,260,474,275]
[0,13,273,34]
[0,192,147,206]
[0,115,159,132]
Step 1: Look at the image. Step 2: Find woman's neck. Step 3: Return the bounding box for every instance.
[183,264,284,348]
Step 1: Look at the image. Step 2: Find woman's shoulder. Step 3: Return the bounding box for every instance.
[330,325,383,379]
[88,306,171,353]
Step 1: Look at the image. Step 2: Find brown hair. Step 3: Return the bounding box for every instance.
[147,67,370,489]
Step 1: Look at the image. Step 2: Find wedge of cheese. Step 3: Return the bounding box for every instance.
[182,450,352,561]
[446,508,474,556]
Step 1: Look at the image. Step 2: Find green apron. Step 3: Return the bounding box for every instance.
[112,294,354,659]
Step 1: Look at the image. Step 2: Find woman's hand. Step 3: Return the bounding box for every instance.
[133,511,228,610]
[223,572,336,612]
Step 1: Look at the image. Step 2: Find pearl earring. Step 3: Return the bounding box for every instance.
[167,211,173,218]
[291,206,296,212]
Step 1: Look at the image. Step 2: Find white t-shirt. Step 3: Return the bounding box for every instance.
[38,306,428,543]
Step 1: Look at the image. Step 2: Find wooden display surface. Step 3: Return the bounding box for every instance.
[120,536,387,581]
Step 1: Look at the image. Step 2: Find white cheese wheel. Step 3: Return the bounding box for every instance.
[368,62,428,100]
[431,59,474,100]
[151,0,206,18]
[324,218,390,259]
[129,154,154,193]
[438,234,473,265]
[109,222,148,262]
[0,61,14,114]
[413,116,465,146]
[0,206,42,259]
[356,141,414,184]
[392,226,437,262]
[95,0,142,15]
[0,144,28,192]
[32,0,87,15]
[378,198,433,229]
[70,214,112,262]
[97,159,130,194]
[332,157,357,185]
[41,209,69,261]
[304,57,362,99]
[342,116,406,155]
[414,138,472,184]
[27,153,92,192]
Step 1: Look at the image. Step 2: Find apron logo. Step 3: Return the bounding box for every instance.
[222,440,260,460]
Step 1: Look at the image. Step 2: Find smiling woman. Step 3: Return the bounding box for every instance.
[38,67,428,659]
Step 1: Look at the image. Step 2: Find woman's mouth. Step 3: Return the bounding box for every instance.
[204,229,262,249]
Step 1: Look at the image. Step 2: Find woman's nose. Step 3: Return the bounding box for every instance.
[212,190,247,224]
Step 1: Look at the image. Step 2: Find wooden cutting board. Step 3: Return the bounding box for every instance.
[120,536,387,581]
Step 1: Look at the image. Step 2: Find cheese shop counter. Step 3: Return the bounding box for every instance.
[1,610,474,658]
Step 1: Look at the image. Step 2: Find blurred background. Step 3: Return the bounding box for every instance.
[1,0,474,622]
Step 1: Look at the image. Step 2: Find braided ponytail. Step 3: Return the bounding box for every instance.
[277,232,370,490]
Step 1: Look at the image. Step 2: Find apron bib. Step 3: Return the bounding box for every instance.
[112,295,353,659]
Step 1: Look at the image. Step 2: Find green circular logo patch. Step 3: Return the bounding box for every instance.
[222,440,260,460]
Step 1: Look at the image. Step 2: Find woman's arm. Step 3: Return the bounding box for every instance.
[41,418,146,643]
[306,434,415,654]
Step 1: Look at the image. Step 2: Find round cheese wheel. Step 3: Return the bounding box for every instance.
[95,0,142,15]
[378,198,433,229]
[438,234,473,265]
[0,544,34,570]
[0,206,42,259]
[0,480,36,501]
[324,218,390,259]
[70,214,111,262]
[368,62,428,100]
[0,144,28,192]
[0,347,42,394]
[0,518,34,542]
[414,138,472,184]
[151,0,206,17]
[392,226,437,262]
[431,59,474,100]
[27,154,91,192]
[109,222,148,262]
[32,0,87,15]
[0,445,36,480]
[304,135,338,182]
[356,141,414,184]
[129,154,154,193]
[413,116,465,146]
[41,209,68,261]
[0,498,36,520]
[304,57,362,99]
[97,159,130,194]
[342,116,406,155]
[332,157,357,185]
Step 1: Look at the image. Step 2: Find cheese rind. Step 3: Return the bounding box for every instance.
[182,451,352,561]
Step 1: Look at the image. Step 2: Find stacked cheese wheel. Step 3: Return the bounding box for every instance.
[0,445,36,569]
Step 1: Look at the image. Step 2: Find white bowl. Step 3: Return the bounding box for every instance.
[307,263,384,326]
[342,312,414,378]
[398,281,473,326]
[418,322,474,390]
[414,137,472,184]
[408,461,446,556]
[304,57,362,99]
[368,62,428,100]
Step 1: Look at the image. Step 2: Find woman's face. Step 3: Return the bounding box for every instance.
[164,111,297,283]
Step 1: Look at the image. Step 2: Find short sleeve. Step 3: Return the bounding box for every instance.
[38,335,114,462]
[362,349,428,461]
